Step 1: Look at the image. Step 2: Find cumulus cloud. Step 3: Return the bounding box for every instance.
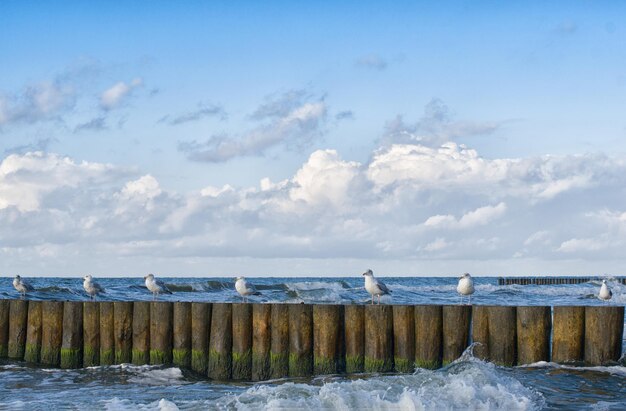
[100,78,143,110]
[381,99,500,147]
[424,203,507,230]
[159,103,226,125]
[2,140,626,273]
[179,90,327,162]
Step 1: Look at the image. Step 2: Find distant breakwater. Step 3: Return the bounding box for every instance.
[498,277,626,285]
[0,300,623,381]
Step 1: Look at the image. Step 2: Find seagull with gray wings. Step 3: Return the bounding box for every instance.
[144,273,172,300]
[83,275,105,300]
[13,275,34,298]
[362,269,391,305]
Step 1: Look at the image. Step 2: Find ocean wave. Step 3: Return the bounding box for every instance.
[216,357,543,410]
[518,361,626,377]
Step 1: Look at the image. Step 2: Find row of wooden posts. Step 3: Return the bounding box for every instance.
[497,277,626,285]
[0,300,623,381]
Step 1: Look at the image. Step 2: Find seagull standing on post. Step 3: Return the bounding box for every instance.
[234,276,261,303]
[362,269,391,305]
[83,275,105,300]
[598,279,612,302]
[144,274,171,300]
[13,275,34,298]
[457,273,475,305]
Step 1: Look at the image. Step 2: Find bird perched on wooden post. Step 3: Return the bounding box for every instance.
[234,276,261,303]
[362,269,391,305]
[13,275,34,298]
[457,273,475,305]
[83,275,105,300]
[144,273,172,300]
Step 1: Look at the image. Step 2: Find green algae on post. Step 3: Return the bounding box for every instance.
[191,303,211,375]
[83,302,100,367]
[99,302,115,366]
[232,303,252,380]
[208,303,232,380]
[173,302,192,369]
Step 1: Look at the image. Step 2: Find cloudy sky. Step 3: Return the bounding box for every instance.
[1,1,626,277]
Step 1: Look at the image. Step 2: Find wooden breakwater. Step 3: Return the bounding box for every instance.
[498,277,626,285]
[0,300,624,380]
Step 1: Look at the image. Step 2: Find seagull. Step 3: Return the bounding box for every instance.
[598,279,612,302]
[234,276,261,303]
[362,269,391,305]
[83,275,105,300]
[144,274,172,300]
[13,275,34,298]
[457,273,475,305]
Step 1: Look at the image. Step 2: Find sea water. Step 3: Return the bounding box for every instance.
[0,276,624,410]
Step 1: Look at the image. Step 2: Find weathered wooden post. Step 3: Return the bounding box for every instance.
[208,303,232,380]
[517,306,551,365]
[99,302,115,365]
[24,301,42,363]
[132,301,150,365]
[392,305,414,373]
[364,304,393,372]
[415,305,442,369]
[252,304,271,381]
[313,304,344,375]
[471,305,489,360]
[83,301,100,367]
[41,301,64,366]
[0,300,8,358]
[232,303,253,380]
[173,302,192,368]
[289,304,313,377]
[442,305,470,365]
[191,302,211,374]
[270,304,289,378]
[584,306,624,365]
[150,301,172,365]
[8,300,28,359]
[552,306,584,363]
[487,306,516,366]
[114,302,133,364]
[61,301,83,368]
[344,305,364,373]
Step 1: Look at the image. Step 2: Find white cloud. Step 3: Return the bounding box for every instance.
[100,78,143,110]
[557,237,610,253]
[2,140,626,275]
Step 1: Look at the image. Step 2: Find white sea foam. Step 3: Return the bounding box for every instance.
[127,367,186,386]
[216,358,543,410]
[103,397,181,411]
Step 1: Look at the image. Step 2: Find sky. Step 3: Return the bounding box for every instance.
[1,1,626,277]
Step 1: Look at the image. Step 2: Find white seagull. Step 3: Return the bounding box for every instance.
[83,275,105,300]
[598,280,612,302]
[457,273,475,304]
[362,269,391,305]
[144,274,172,300]
[234,276,261,303]
[13,275,34,297]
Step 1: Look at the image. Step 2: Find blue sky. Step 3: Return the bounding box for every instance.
[1,1,626,276]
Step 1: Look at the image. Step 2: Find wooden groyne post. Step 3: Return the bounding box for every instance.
[0,300,624,380]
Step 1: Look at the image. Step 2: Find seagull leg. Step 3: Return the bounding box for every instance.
[371,295,374,305]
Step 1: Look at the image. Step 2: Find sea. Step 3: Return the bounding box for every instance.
[0,276,624,410]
